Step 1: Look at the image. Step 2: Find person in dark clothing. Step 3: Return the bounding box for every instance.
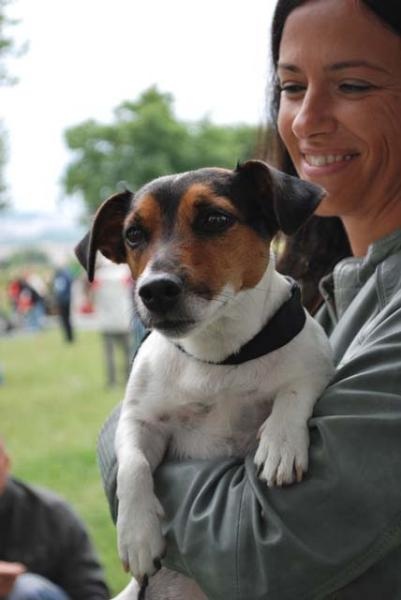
[0,439,109,599]
[52,268,74,343]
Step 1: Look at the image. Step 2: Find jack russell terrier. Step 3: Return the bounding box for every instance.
[76,160,334,600]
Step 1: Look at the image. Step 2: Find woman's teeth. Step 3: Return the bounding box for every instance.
[304,154,354,166]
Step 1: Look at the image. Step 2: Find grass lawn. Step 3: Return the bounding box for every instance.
[0,326,132,595]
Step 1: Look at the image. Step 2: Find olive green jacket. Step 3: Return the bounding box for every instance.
[98,229,401,599]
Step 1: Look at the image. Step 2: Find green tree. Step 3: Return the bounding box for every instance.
[0,125,7,209]
[63,86,259,214]
[0,0,18,85]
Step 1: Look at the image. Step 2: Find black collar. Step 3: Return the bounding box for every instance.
[175,281,306,365]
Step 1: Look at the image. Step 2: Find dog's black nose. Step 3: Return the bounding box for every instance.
[138,276,183,313]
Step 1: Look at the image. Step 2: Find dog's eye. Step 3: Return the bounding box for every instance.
[125,226,147,248]
[195,211,236,234]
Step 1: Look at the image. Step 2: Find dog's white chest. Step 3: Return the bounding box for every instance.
[166,390,273,459]
[125,335,278,459]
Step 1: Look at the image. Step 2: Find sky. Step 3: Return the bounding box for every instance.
[2,0,275,217]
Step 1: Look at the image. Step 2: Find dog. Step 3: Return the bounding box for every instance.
[76,159,334,600]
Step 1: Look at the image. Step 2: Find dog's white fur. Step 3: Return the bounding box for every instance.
[112,255,333,600]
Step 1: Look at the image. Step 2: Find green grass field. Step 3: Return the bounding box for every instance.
[0,326,132,595]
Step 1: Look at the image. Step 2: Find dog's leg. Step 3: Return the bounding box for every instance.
[115,405,169,583]
[254,381,318,487]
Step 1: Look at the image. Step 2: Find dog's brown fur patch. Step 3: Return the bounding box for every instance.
[175,184,269,296]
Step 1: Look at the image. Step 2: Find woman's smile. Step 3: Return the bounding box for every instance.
[300,151,359,177]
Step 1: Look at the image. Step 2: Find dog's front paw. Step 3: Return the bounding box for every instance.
[254,419,309,487]
[117,494,166,581]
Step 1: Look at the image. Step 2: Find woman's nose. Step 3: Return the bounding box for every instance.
[292,89,337,139]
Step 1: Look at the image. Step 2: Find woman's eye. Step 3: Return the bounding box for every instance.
[125,226,147,247]
[339,82,375,94]
[195,211,236,234]
[279,83,306,96]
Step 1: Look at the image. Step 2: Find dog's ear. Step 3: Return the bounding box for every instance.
[235,160,325,235]
[75,190,133,282]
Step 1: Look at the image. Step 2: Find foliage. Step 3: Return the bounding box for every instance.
[0,328,130,595]
[0,124,7,209]
[0,0,19,85]
[1,247,51,268]
[63,86,259,214]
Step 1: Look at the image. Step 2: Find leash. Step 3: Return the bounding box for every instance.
[138,575,148,600]
[137,558,161,599]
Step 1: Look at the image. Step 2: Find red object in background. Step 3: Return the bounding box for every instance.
[17,290,33,314]
[79,300,94,314]
[7,280,21,306]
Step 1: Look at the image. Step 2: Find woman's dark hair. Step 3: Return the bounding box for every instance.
[267,0,400,313]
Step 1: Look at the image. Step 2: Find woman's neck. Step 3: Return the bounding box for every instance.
[342,203,401,257]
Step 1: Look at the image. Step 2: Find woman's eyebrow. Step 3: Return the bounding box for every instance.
[277,60,389,74]
[277,63,300,73]
[328,60,389,74]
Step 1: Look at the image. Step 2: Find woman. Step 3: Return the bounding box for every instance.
[98,1,401,597]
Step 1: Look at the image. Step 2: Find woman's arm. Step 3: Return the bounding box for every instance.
[98,303,401,600]
[98,403,120,523]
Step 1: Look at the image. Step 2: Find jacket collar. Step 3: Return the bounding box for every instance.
[319,228,401,324]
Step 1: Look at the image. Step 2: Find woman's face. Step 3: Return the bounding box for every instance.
[277,0,401,221]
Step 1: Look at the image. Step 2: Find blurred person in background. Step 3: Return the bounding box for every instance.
[23,271,47,330]
[0,437,109,599]
[12,277,46,332]
[52,266,74,343]
[91,259,138,388]
[6,278,22,327]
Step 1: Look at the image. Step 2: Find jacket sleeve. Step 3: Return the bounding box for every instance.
[50,499,110,599]
[97,301,401,600]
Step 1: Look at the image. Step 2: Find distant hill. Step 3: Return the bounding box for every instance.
[0,210,85,262]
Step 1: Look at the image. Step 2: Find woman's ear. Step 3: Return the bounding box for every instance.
[75,190,133,282]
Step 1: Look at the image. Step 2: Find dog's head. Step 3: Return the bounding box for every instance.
[76,160,324,337]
